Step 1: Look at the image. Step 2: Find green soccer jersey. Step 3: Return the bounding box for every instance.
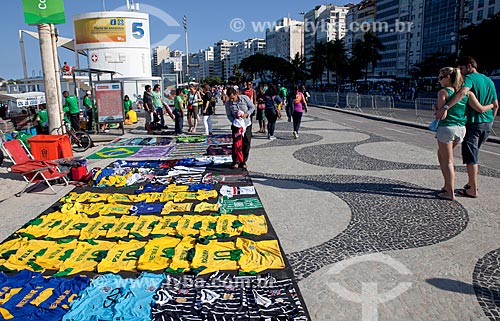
[151,91,163,108]
[124,99,132,113]
[37,109,48,126]
[463,72,498,123]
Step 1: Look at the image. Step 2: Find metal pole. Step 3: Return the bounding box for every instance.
[38,24,61,134]
[50,24,64,131]
[183,16,189,82]
[19,31,28,79]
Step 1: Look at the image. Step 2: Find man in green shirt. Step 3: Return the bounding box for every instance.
[83,91,94,132]
[436,56,499,197]
[35,103,49,134]
[63,91,81,131]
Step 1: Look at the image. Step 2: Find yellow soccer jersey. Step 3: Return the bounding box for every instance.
[176,216,202,237]
[79,217,117,240]
[129,216,160,239]
[137,237,181,271]
[99,203,132,215]
[194,202,220,214]
[165,184,189,192]
[173,192,199,203]
[161,202,192,215]
[197,216,219,238]
[150,216,181,236]
[17,212,66,238]
[106,216,138,239]
[191,240,241,275]
[97,240,144,273]
[34,240,78,270]
[158,192,176,203]
[46,215,88,239]
[106,193,136,203]
[2,240,54,272]
[81,203,108,215]
[216,215,242,237]
[196,190,218,201]
[168,237,196,273]
[56,240,115,276]
[238,214,267,236]
[0,238,27,260]
[60,202,84,215]
[236,238,285,273]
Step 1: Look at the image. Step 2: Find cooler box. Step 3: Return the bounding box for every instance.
[71,166,87,181]
[28,135,74,160]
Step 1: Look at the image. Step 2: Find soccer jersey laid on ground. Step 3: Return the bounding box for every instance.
[167,237,196,274]
[78,217,117,240]
[137,237,181,271]
[236,238,285,273]
[106,216,138,239]
[46,215,87,239]
[215,215,242,238]
[150,216,182,236]
[128,216,160,239]
[113,273,165,321]
[55,240,115,276]
[2,240,54,272]
[161,202,193,215]
[97,240,144,273]
[34,239,78,271]
[62,274,126,321]
[219,197,263,214]
[190,240,241,275]
[16,212,66,238]
[238,214,267,236]
[152,275,203,321]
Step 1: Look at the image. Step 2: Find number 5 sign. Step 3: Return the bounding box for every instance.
[132,22,144,39]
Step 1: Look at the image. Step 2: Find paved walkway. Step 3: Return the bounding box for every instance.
[1,106,500,321]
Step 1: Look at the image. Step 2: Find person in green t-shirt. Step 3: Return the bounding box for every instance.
[435,56,498,198]
[124,95,132,113]
[83,91,94,132]
[35,103,49,134]
[63,91,81,131]
[173,88,185,135]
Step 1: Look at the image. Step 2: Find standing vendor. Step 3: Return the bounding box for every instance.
[63,91,80,131]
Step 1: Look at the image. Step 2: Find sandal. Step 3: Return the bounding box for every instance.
[437,191,455,201]
[457,189,478,198]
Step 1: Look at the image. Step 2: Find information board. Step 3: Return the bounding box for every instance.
[95,82,124,123]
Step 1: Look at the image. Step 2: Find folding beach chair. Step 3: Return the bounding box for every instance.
[1,138,69,196]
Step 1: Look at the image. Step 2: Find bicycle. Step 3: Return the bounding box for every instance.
[54,122,93,153]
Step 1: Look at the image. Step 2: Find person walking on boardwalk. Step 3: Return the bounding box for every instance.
[291,85,308,139]
[436,56,499,198]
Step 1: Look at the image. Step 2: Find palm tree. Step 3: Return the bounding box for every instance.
[352,31,384,83]
[325,39,348,89]
[309,43,327,86]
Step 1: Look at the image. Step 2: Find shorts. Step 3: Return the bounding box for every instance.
[187,105,198,119]
[435,126,465,144]
[145,111,153,124]
[462,122,492,165]
[256,108,266,121]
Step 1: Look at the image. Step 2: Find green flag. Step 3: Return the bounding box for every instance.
[22,0,66,25]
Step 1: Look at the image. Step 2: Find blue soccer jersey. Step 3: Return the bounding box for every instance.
[114,273,165,321]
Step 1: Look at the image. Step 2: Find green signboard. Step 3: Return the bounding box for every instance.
[22,0,66,25]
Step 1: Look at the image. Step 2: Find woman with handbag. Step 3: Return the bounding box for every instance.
[256,84,267,134]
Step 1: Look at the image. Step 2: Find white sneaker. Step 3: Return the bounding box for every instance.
[293,131,298,139]
[269,136,277,140]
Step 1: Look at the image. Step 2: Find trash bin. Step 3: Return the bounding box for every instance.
[28,135,73,160]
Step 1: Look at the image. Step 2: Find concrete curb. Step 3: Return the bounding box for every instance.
[311,104,500,144]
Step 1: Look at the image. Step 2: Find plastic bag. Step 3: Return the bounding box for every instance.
[428,118,439,132]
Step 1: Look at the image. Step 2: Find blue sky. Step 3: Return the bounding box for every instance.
[1,0,345,80]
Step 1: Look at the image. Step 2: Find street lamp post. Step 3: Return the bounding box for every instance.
[183,16,190,83]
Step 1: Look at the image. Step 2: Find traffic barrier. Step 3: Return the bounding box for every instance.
[415,98,436,123]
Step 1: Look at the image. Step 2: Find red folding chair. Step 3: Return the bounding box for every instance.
[1,139,69,196]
